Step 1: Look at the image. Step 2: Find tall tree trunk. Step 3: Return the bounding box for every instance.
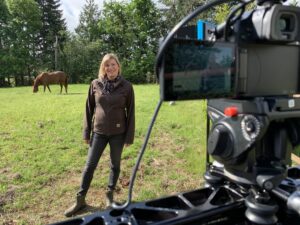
[0,77,4,87]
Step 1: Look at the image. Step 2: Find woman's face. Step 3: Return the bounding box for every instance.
[104,58,119,80]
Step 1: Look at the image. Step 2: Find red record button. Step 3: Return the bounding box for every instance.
[224,106,238,117]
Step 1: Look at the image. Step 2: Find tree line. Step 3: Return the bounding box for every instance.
[1,0,220,86]
[4,0,294,87]
[0,0,65,86]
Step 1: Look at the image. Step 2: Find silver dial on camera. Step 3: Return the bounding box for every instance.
[241,115,261,141]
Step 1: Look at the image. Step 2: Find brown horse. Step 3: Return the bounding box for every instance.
[33,71,68,94]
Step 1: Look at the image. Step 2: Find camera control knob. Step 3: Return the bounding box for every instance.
[245,121,255,132]
[208,124,234,159]
[241,115,261,141]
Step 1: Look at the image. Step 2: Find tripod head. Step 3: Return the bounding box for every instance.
[206,97,300,189]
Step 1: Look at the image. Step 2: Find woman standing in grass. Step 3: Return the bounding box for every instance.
[64,53,135,217]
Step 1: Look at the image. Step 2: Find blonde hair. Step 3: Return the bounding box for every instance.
[98,53,121,78]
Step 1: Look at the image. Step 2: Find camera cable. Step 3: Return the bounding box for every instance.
[111,98,163,210]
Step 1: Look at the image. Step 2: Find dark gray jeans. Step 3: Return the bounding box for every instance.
[78,132,125,196]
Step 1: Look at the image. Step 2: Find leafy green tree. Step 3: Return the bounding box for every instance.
[214,1,255,24]
[159,0,207,30]
[98,0,165,83]
[0,0,10,86]
[0,0,9,40]
[214,3,231,24]
[61,35,108,83]
[61,0,107,84]
[5,0,42,85]
[35,0,67,71]
[75,0,101,42]
[98,1,128,55]
[124,0,166,82]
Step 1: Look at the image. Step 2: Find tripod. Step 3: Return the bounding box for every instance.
[205,97,300,224]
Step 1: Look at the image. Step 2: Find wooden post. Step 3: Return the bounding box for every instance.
[54,36,58,70]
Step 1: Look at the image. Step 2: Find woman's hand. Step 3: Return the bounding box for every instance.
[84,139,90,145]
[124,143,131,148]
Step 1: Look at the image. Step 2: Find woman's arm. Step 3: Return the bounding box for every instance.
[82,83,96,141]
[124,84,135,145]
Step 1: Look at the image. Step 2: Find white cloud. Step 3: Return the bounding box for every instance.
[59,0,103,32]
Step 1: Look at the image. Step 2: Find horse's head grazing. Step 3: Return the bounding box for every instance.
[33,84,38,93]
[33,79,39,93]
[33,72,45,93]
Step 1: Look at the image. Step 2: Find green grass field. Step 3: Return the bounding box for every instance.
[0,84,207,225]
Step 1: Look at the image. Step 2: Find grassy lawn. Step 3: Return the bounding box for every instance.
[0,84,207,225]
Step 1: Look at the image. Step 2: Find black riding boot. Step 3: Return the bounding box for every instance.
[105,189,114,208]
[64,194,87,217]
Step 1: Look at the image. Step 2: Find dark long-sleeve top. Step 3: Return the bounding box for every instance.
[82,76,135,144]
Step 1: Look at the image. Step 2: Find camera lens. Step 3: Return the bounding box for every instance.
[279,18,288,31]
[278,14,294,32]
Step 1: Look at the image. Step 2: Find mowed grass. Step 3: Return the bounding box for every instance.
[0,84,207,225]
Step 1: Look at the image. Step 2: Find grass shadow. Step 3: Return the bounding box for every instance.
[73,204,105,217]
[51,93,85,95]
[64,93,85,95]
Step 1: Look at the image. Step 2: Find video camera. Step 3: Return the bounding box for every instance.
[52,0,300,225]
[159,0,300,223]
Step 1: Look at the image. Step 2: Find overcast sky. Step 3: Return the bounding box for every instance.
[59,0,103,32]
[59,0,300,32]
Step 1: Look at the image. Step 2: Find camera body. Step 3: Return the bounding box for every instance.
[233,3,300,97]
[161,3,300,100]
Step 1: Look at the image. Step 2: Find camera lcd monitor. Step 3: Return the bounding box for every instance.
[161,39,236,101]
[239,44,300,97]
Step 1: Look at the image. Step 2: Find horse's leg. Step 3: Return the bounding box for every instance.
[44,85,46,92]
[65,82,68,94]
[47,85,51,93]
[60,83,63,94]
